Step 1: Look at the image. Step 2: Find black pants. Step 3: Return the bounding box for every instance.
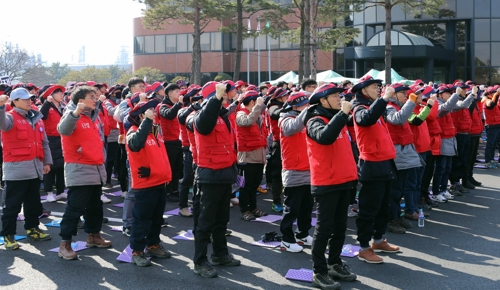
[118,144,129,192]
[106,142,120,184]
[269,141,282,204]
[389,169,409,220]
[421,152,436,197]
[193,183,231,265]
[449,133,470,183]
[191,165,200,235]
[1,179,43,235]
[179,147,194,208]
[280,185,313,243]
[59,185,103,240]
[239,163,265,213]
[312,189,350,275]
[165,141,183,195]
[43,167,65,194]
[356,180,391,248]
[130,184,167,252]
[465,136,480,183]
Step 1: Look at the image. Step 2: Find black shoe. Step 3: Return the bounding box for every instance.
[225,229,232,236]
[387,219,405,234]
[122,226,131,236]
[470,177,482,186]
[328,263,357,282]
[418,201,432,211]
[462,181,475,190]
[209,254,240,266]
[312,273,341,290]
[397,217,412,229]
[166,193,180,202]
[194,261,218,278]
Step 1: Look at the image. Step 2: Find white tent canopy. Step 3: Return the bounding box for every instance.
[316,70,343,82]
[267,71,298,85]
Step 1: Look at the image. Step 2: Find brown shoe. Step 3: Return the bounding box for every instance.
[358,248,383,264]
[371,239,400,253]
[86,233,112,248]
[58,240,78,260]
[404,212,419,221]
[415,211,429,217]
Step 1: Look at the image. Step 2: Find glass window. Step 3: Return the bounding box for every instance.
[243,37,255,50]
[456,44,465,66]
[491,68,500,84]
[474,19,490,41]
[491,43,500,66]
[456,21,467,42]
[280,0,292,4]
[353,25,364,46]
[353,5,363,25]
[366,26,375,42]
[391,5,405,21]
[200,33,210,51]
[365,6,376,23]
[335,49,344,71]
[134,36,144,54]
[492,20,500,41]
[475,0,490,18]
[166,35,176,52]
[474,67,490,85]
[177,34,187,52]
[376,6,384,23]
[188,35,193,52]
[154,35,165,53]
[269,37,279,49]
[475,42,490,66]
[456,0,473,18]
[211,32,222,51]
[144,36,154,54]
[493,0,500,11]
[279,37,291,49]
[256,34,267,50]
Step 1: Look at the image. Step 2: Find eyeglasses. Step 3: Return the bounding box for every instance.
[85,96,97,101]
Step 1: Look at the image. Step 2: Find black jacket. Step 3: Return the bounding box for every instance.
[194,97,237,184]
[352,92,397,182]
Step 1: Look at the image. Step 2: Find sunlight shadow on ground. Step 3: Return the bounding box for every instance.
[426,220,470,230]
[431,208,475,217]
[458,230,500,243]
[446,200,489,209]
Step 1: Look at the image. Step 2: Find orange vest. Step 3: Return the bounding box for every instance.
[2,110,45,162]
[61,114,104,165]
[235,107,267,152]
[194,116,236,170]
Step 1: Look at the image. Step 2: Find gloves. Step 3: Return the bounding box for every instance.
[215,83,226,100]
[408,93,418,103]
[138,167,150,178]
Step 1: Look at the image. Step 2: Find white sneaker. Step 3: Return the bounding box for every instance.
[230,197,239,205]
[101,194,112,204]
[431,193,448,203]
[121,191,127,198]
[46,193,56,202]
[347,204,358,217]
[229,202,233,208]
[296,235,313,246]
[280,241,303,253]
[440,190,455,200]
[56,192,67,200]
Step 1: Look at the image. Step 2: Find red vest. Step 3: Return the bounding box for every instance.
[236,107,267,152]
[194,116,236,170]
[386,102,414,145]
[267,104,281,142]
[451,108,472,133]
[353,105,396,162]
[279,116,309,171]
[179,122,190,147]
[2,110,45,162]
[470,103,484,135]
[126,125,172,189]
[104,100,118,132]
[61,114,104,165]
[43,106,62,137]
[423,103,442,155]
[410,105,433,153]
[100,105,110,137]
[483,103,500,126]
[156,103,180,142]
[438,113,456,138]
[306,116,357,186]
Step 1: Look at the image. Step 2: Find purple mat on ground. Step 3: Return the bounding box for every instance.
[40,195,47,200]
[251,214,282,223]
[312,210,317,215]
[116,245,151,263]
[164,208,192,216]
[285,269,313,282]
[251,240,281,248]
[112,203,124,208]
[110,226,122,232]
[45,219,62,227]
[38,212,50,218]
[293,217,316,227]
[172,230,194,241]
[105,190,122,197]
[474,165,487,169]
[17,214,25,221]
[0,235,26,245]
[49,241,88,253]
[340,244,360,257]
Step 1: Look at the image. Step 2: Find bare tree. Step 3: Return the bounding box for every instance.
[0,43,33,81]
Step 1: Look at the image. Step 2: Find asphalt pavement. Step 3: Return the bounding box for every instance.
[1,145,500,290]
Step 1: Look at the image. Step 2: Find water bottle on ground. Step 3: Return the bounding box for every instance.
[418,209,425,227]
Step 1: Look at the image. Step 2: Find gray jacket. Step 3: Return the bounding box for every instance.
[386,99,421,170]
[437,94,460,156]
[58,102,106,186]
[0,107,53,181]
[279,109,310,187]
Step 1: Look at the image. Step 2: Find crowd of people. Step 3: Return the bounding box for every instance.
[0,73,495,289]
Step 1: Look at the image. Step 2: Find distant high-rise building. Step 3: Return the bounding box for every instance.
[116,46,131,65]
[78,46,85,64]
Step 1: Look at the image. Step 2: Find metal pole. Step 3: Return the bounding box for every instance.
[268,34,271,81]
[247,38,250,83]
[257,19,261,85]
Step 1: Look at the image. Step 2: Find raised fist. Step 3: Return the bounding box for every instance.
[471,85,478,95]
[99,94,106,102]
[456,87,463,95]
[215,83,226,100]
[47,95,54,103]
[383,87,395,101]
[427,99,435,106]
[256,96,265,106]
[74,102,86,116]
[341,100,352,114]
[0,95,9,107]
[139,93,147,102]
[144,108,155,120]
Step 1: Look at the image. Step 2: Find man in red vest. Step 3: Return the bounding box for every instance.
[57,86,112,260]
[0,88,53,250]
[278,91,312,254]
[125,100,173,266]
[157,83,184,203]
[351,75,400,264]
[236,90,269,221]
[481,87,500,169]
[303,84,358,289]
[192,82,240,278]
